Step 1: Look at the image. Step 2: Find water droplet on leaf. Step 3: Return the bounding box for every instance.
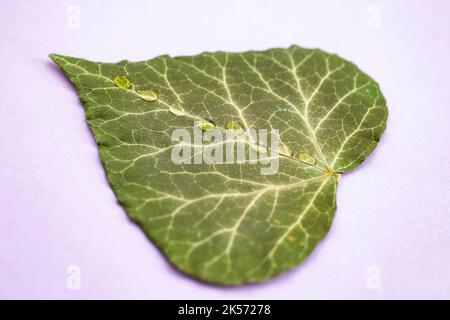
[278,143,293,156]
[255,145,267,154]
[226,121,244,133]
[298,152,316,166]
[199,119,216,132]
[169,103,186,116]
[139,90,159,102]
[114,76,132,89]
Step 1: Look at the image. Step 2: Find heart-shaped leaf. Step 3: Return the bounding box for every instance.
[51,45,387,285]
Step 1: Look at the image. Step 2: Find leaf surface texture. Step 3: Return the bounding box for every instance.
[51,45,387,285]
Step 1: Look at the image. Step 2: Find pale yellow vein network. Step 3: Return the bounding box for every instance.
[53,52,371,276]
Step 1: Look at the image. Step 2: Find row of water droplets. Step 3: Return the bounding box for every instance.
[113,75,317,167]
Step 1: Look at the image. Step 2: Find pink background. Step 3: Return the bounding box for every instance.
[1,0,449,299]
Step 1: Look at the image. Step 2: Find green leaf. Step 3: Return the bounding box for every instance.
[50,45,387,285]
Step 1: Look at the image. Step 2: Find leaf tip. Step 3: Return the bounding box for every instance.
[48,54,68,69]
[49,53,62,62]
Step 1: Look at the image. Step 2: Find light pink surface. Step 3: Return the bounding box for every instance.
[1,0,449,299]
